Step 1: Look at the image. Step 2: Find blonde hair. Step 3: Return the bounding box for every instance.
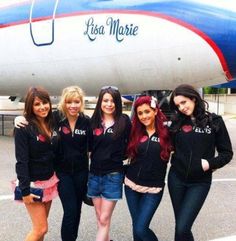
[58,86,85,116]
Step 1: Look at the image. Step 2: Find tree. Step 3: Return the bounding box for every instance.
[203,87,227,94]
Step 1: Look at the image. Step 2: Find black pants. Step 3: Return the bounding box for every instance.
[168,168,211,241]
[57,170,88,241]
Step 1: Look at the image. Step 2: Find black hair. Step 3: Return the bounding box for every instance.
[91,87,126,139]
[169,84,211,132]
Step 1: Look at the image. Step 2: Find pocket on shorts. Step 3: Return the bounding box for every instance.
[88,173,97,185]
[107,172,123,183]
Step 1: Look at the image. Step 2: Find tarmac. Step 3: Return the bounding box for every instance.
[0,115,236,241]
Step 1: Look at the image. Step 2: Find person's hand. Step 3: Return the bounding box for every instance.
[201,159,210,171]
[22,193,41,204]
[14,116,28,128]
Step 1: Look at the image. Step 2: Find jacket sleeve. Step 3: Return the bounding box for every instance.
[87,118,93,152]
[207,116,233,169]
[14,127,31,196]
[123,114,132,159]
[52,109,63,128]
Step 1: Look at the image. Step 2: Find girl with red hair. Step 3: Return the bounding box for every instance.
[124,95,172,241]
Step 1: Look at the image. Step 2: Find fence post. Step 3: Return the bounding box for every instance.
[1,114,4,136]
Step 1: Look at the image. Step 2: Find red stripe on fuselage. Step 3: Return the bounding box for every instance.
[0,9,232,80]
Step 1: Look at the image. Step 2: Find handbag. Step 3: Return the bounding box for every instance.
[14,182,43,202]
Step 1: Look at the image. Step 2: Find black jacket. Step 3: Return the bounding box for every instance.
[90,114,131,175]
[126,132,168,187]
[54,111,92,174]
[170,114,233,182]
[15,125,58,196]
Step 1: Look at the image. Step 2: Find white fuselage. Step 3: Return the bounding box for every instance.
[0,0,235,96]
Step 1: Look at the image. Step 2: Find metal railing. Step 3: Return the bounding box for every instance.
[0,114,17,136]
[0,109,54,136]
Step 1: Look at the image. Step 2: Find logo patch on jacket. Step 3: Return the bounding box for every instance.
[151,136,159,142]
[140,135,148,143]
[182,125,193,133]
[37,134,46,142]
[61,126,71,134]
[107,128,113,133]
[195,126,212,134]
[74,129,86,135]
[94,128,103,136]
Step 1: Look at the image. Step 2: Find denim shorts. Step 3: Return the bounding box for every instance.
[87,172,124,201]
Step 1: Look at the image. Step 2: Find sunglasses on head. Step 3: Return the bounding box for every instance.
[101,86,119,91]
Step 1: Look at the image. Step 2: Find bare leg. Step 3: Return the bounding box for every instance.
[93,197,117,241]
[38,201,52,241]
[24,201,52,241]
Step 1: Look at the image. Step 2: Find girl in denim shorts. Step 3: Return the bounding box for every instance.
[87,86,131,241]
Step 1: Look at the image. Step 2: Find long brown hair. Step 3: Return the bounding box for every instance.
[24,87,53,140]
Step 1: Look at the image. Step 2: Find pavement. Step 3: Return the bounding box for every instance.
[0,115,236,241]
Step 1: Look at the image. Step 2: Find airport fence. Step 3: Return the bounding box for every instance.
[0,114,15,136]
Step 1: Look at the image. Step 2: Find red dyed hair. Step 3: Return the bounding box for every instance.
[127,96,172,161]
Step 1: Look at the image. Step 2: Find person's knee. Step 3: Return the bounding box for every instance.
[134,223,146,239]
[99,214,110,227]
[63,206,78,221]
[175,224,192,240]
[41,225,48,236]
[176,224,185,236]
[34,225,48,238]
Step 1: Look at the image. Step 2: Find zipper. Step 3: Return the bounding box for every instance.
[71,129,74,173]
[96,127,105,174]
[68,124,75,173]
[72,158,74,174]
[137,135,151,178]
[184,124,194,180]
[137,166,142,178]
[63,121,75,172]
[185,150,192,179]
[145,137,151,154]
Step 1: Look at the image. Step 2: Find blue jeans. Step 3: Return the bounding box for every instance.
[168,168,211,241]
[125,185,164,241]
[57,170,88,241]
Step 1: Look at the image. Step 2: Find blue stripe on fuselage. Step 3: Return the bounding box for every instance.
[1,0,236,78]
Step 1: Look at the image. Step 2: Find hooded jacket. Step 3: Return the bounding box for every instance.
[90,114,131,175]
[170,114,233,182]
[126,132,168,188]
[15,124,58,196]
[54,111,92,174]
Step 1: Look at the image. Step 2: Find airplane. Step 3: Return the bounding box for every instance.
[0,0,236,103]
